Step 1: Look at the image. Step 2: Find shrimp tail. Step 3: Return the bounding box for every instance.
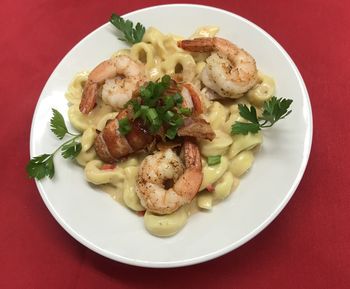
[79,82,98,114]
[173,138,203,200]
[183,138,202,170]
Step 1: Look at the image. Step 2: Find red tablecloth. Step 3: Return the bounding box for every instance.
[2,0,349,288]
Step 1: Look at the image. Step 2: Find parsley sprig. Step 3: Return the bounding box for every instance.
[121,75,192,139]
[26,109,82,180]
[231,97,293,135]
[109,13,145,45]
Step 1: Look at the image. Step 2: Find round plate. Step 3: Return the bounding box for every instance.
[30,4,312,268]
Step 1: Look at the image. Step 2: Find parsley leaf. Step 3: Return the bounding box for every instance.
[231,122,261,135]
[50,108,68,139]
[109,13,145,45]
[26,154,54,180]
[260,97,293,127]
[237,104,259,124]
[27,109,82,180]
[231,97,293,135]
[61,139,82,159]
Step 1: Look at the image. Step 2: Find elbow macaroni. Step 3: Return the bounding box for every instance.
[247,71,275,107]
[144,207,188,237]
[229,132,263,159]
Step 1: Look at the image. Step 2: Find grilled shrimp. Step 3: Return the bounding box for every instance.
[178,37,258,98]
[94,110,153,163]
[136,139,203,214]
[79,55,146,114]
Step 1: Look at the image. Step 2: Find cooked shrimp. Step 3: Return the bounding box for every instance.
[178,37,258,98]
[181,82,203,115]
[79,55,146,114]
[136,139,203,214]
[94,109,153,163]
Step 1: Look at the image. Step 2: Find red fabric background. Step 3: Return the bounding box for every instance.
[1,0,349,288]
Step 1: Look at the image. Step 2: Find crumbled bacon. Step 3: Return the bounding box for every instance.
[177,117,216,141]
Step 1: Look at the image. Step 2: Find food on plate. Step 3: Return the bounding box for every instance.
[178,37,258,97]
[26,14,293,237]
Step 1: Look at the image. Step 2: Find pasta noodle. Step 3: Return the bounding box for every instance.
[200,156,229,191]
[76,148,96,167]
[160,53,196,82]
[81,127,97,152]
[199,130,233,157]
[144,206,188,237]
[229,150,255,177]
[247,71,275,107]
[197,191,213,210]
[84,160,124,186]
[206,101,229,130]
[64,24,276,237]
[228,132,263,159]
[68,102,113,132]
[65,72,88,104]
[213,171,237,200]
[123,166,144,211]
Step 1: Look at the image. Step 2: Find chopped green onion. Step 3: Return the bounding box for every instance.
[207,155,221,166]
[118,118,132,135]
[179,107,192,116]
[145,108,161,133]
[150,121,162,133]
[164,110,175,122]
[126,99,141,111]
[128,75,191,137]
[173,93,183,104]
[169,117,184,127]
[161,75,171,86]
[163,96,175,110]
[140,85,152,98]
[145,108,158,122]
[134,105,149,119]
[166,127,178,139]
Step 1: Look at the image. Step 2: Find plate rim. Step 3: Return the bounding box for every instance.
[30,3,313,268]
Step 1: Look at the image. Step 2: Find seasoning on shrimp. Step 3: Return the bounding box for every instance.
[136,139,203,214]
[79,55,146,114]
[178,37,258,98]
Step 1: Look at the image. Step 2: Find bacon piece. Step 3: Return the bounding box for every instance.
[126,119,154,151]
[156,140,182,151]
[100,119,133,161]
[177,117,215,141]
[94,109,154,163]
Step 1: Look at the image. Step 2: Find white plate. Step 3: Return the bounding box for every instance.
[30,4,312,268]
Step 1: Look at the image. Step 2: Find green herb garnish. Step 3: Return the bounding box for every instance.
[26,109,82,180]
[231,97,293,135]
[118,117,132,136]
[207,155,221,166]
[109,13,145,45]
[125,75,189,140]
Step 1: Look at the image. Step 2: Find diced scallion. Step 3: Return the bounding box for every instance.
[207,155,221,166]
[118,117,132,135]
